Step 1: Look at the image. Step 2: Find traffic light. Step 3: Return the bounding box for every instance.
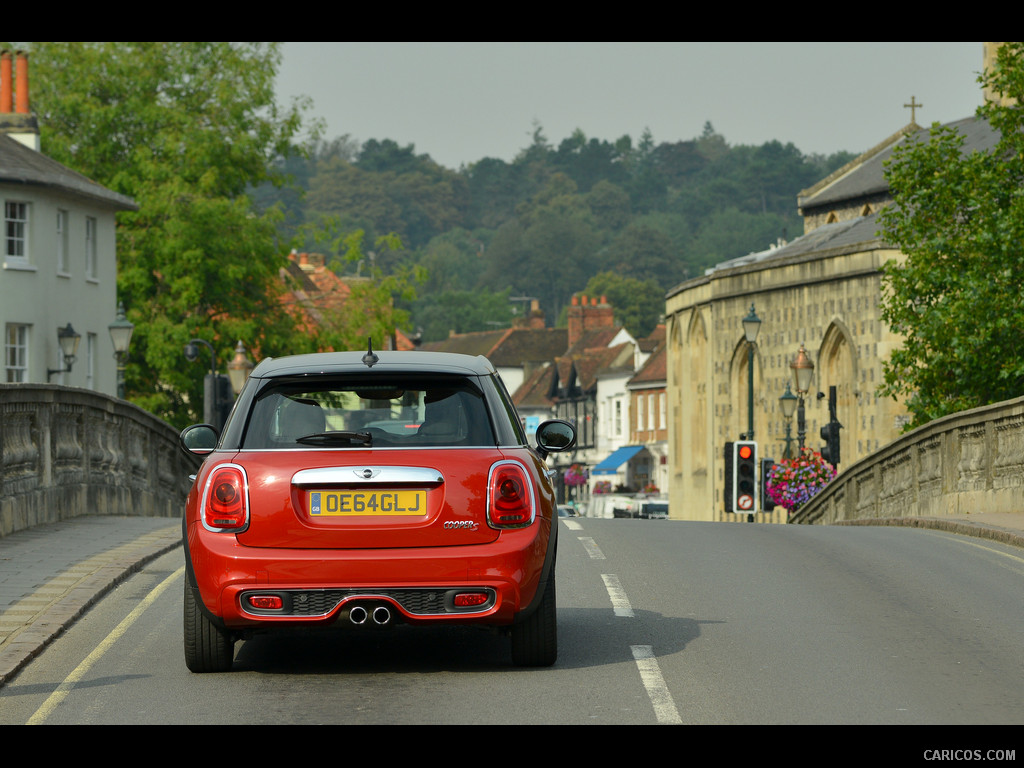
[820,421,841,467]
[731,441,758,513]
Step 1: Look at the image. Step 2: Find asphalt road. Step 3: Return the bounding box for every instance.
[1,517,1023,730]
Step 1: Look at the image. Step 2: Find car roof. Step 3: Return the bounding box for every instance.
[249,350,497,379]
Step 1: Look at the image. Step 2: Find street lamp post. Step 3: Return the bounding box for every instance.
[741,303,761,440]
[108,302,134,400]
[184,338,219,427]
[789,343,815,450]
[227,340,254,395]
[778,382,798,459]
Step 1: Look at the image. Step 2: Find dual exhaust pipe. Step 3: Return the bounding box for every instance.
[348,603,393,626]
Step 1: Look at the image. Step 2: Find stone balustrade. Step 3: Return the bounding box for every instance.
[792,395,1024,525]
[1,384,200,537]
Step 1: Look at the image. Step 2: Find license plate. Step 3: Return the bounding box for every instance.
[309,490,426,516]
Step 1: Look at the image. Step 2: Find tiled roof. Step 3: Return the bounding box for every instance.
[512,363,556,409]
[565,326,622,357]
[422,326,569,365]
[630,343,666,387]
[798,116,1000,212]
[558,342,634,393]
[420,329,509,357]
[488,328,568,365]
[637,325,665,354]
[0,134,137,210]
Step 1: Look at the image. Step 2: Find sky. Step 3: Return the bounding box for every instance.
[275,42,986,170]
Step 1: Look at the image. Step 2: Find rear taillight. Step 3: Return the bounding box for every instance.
[487,461,535,528]
[201,464,249,531]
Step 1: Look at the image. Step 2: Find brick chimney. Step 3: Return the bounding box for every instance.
[0,50,40,151]
[567,294,615,348]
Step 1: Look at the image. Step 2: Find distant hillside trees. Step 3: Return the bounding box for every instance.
[259,117,855,343]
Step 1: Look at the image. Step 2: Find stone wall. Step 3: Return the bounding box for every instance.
[792,395,1024,524]
[0,384,200,537]
[665,238,909,522]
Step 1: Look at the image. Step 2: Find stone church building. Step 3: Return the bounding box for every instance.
[665,44,1003,522]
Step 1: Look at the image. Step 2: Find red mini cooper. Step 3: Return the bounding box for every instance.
[179,350,576,672]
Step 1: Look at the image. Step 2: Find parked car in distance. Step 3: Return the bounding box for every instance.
[557,505,577,518]
[624,499,668,519]
[179,350,576,672]
[637,500,669,519]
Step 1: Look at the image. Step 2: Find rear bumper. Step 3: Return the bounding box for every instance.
[185,519,553,630]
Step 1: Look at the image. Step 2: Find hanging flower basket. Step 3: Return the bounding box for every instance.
[766,447,836,514]
[592,480,612,494]
[564,464,588,487]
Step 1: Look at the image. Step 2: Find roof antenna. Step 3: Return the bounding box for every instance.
[362,336,379,368]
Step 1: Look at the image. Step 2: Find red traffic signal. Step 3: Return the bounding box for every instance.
[731,440,758,513]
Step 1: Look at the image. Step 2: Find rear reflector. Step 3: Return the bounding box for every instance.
[453,592,490,607]
[247,595,283,610]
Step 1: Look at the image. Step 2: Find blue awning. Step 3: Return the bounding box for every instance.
[591,445,645,475]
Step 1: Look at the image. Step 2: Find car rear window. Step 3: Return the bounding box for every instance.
[240,376,496,449]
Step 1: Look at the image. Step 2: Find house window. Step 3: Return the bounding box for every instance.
[57,209,69,274]
[614,400,622,437]
[5,323,29,382]
[647,394,654,432]
[5,201,29,264]
[636,394,644,435]
[659,392,666,431]
[85,216,97,279]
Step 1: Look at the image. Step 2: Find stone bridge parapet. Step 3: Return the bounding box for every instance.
[1,384,200,537]
[792,395,1024,525]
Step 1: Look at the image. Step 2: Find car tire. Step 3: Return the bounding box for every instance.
[511,576,557,667]
[184,582,235,673]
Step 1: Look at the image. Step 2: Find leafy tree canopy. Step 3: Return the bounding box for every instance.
[23,42,400,427]
[878,41,1024,428]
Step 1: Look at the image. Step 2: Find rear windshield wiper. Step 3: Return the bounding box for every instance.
[295,431,372,446]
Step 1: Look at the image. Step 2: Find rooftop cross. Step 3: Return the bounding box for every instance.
[904,95,923,123]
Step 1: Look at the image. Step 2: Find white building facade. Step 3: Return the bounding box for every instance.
[1,51,136,394]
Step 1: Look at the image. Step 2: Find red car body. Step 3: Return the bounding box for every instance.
[180,351,575,672]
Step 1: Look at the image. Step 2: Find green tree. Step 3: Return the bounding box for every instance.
[23,42,341,427]
[878,42,1024,428]
[412,288,515,343]
[578,272,664,338]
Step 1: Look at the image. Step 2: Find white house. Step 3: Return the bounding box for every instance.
[1,51,136,394]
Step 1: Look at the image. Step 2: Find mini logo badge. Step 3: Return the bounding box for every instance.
[355,468,381,479]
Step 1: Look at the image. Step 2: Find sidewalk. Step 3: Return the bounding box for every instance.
[1,511,1022,687]
[0,516,181,686]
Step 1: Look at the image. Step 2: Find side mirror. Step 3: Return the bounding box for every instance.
[179,423,219,458]
[535,419,577,459]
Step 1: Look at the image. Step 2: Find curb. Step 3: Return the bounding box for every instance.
[0,533,182,688]
[834,517,1024,550]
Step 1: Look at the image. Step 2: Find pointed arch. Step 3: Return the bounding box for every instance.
[729,334,764,443]
[686,309,709,473]
[818,319,858,465]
